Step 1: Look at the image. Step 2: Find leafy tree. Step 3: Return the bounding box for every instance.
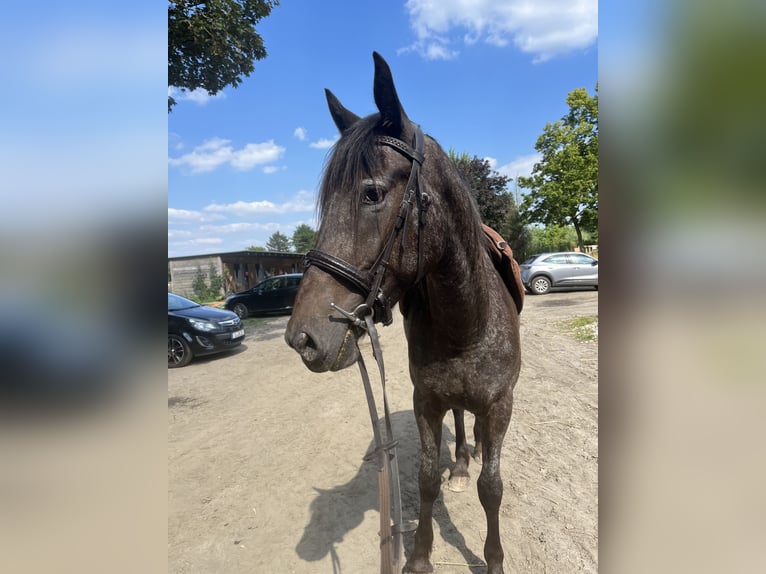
[265,231,291,252]
[450,151,513,232]
[168,0,279,112]
[518,86,598,251]
[246,245,266,251]
[449,150,529,258]
[528,225,578,254]
[291,224,317,253]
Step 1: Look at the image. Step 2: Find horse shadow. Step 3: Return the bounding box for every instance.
[296,409,486,573]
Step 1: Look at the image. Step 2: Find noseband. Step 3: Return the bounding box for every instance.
[304,125,428,327]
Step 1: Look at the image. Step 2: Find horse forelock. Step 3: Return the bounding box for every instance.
[317,115,384,227]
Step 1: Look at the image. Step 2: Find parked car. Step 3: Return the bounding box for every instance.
[519,252,598,295]
[168,293,245,368]
[224,273,303,319]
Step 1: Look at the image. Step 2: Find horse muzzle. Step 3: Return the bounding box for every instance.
[285,316,360,373]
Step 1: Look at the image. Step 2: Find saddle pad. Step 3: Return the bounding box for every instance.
[481,224,525,314]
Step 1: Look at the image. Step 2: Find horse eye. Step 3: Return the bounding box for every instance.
[362,182,386,205]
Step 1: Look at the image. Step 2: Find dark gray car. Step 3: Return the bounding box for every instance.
[519,252,598,294]
[224,273,303,318]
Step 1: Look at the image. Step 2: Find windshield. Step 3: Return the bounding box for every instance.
[168,293,200,311]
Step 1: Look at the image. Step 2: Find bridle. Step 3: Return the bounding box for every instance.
[304,124,429,328]
[302,124,428,572]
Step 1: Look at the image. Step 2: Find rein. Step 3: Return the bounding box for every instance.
[303,126,427,573]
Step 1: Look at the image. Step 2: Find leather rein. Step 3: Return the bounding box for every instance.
[303,126,427,572]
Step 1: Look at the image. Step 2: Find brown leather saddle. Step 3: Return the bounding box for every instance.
[481,224,525,314]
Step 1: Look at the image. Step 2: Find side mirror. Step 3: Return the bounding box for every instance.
[592,260,598,266]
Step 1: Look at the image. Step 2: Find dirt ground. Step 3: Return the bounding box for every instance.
[169,289,598,573]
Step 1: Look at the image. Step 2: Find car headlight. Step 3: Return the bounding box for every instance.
[188,319,217,332]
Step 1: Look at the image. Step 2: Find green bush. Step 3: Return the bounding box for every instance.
[191,262,224,302]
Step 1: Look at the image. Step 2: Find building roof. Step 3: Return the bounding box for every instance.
[168,250,305,261]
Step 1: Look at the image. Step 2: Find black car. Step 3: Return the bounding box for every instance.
[224,273,303,319]
[168,293,245,368]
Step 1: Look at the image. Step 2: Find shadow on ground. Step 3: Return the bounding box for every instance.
[296,409,487,573]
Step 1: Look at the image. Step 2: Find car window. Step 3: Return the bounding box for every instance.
[168,293,199,311]
[543,254,569,264]
[522,256,540,265]
[569,254,595,264]
[287,276,301,287]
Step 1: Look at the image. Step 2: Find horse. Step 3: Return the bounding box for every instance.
[285,52,521,574]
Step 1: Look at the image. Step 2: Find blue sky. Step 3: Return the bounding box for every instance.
[168,0,597,257]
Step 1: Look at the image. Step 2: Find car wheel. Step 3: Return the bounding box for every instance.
[530,276,551,295]
[232,303,248,319]
[168,334,192,368]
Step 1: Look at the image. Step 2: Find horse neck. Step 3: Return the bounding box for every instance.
[405,176,492,339]
[428,215,491,327]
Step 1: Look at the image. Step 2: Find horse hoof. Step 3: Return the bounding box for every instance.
[448,475,470,492]
[402,560,434,573]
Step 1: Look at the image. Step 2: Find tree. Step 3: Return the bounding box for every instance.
[449,150,529,257]
[450,151,513,232]
[168,0,279,112]
[246,245,266,251]
[265,231,291,252]
[518,86,598,251]
[291,224,317,253]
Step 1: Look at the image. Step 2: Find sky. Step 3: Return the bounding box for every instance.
[168,0,598,258]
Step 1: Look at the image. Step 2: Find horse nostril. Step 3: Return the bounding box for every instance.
[293,331,310,352]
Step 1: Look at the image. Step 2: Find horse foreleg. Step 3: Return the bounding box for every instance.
[448,409,471,492]
[477,393,513,574]
[403,392,445,574]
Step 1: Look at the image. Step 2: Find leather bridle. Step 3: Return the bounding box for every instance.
[304,124,428,327]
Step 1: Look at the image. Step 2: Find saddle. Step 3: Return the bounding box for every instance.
[481,224,525,314]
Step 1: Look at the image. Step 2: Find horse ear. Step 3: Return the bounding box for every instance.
[372,51,407,134]
[325,89,360,134]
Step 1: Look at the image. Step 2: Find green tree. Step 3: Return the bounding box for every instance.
[528,225,578,254]
[168,0,279,112]
[450,151,513,232]
[265,231,291,252]
[518,86,598,251]
[449,150,529,258]
[246,245,266,251]
[291,224,317,253]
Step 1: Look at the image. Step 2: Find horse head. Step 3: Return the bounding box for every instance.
[286,52,442,372]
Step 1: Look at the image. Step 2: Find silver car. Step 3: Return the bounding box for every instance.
[519,252,599,295]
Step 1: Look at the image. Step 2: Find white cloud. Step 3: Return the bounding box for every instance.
[168,86,225,106]
[403,0,597,62]
[262,165,286,174]
[168,207,225,223]
[294,127,307,141]
[199,222,280,234]
[203,190,315,216]
[190,237,223,245]
[169,138,285,174]
[309,137,339,150]
[497,153,541,181]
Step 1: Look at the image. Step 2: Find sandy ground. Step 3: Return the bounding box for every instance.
[169,289,598,573]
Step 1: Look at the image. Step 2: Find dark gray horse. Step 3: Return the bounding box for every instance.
[285,52,521,574]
